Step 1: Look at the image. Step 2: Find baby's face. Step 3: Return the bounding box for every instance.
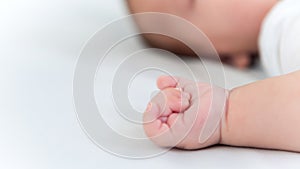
[128,0,276,56]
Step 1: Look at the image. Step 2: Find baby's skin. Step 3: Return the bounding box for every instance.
[144,76,227,149]
[144,72,300,152]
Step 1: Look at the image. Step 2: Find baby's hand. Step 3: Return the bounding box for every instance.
[143,76,228,150]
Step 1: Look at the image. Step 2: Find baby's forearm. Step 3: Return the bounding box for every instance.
[221,71,300,152]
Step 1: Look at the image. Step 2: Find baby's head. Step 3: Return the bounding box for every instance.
[127,0,276,67]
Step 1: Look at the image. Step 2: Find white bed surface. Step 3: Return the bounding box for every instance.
[0,0,300,168]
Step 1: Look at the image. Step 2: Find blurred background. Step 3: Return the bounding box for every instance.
[1,0,300,169]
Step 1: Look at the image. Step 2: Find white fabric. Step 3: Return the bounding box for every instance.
[259,0,300,76]
[1,0,300,168]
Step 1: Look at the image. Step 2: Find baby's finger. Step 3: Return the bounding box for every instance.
[143,102,161,123]
[157,76,178,90]
[143,119,175,147]
[179,95,190,112]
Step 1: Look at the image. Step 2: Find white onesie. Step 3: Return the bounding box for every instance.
[259,0,300,76]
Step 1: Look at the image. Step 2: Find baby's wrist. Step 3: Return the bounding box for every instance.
[199,87,230,146]
[220,89,232,145]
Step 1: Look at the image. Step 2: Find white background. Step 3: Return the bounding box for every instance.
[0,0,299,168]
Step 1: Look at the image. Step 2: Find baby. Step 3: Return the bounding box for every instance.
[127,0,300,152]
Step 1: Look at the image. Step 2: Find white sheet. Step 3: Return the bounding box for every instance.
[259,0,300,76]
[0,0,299,168]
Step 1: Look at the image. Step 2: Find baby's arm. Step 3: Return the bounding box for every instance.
[222,70,300,152]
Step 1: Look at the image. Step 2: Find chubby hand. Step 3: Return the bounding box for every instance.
[143,76,228,150]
